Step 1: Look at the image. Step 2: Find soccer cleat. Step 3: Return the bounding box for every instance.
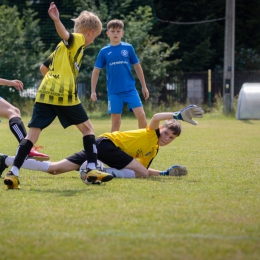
[4,171,20,189]
[28,146,50,161]
[80,168,114,185]
[0,153,8,178]
[161,165,188,176]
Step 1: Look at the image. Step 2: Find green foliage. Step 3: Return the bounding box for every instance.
[0,5,51,100]
[71,2,180,99]
[0,116,260,259]
[152,0,226,72]
[182,38,216,71]
[2,0,260,75]
[235,48,260,71]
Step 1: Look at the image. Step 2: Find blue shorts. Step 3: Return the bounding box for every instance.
[28,102,89,130]
[108,89,143,114]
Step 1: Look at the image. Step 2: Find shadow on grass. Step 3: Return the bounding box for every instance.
[239,119,259,125]
[147,176,200,183]
[27,184,107,196]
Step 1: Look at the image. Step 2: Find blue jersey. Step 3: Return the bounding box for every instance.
[94,42,139,95]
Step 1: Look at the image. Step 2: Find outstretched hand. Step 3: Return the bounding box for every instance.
[173,105,204,125]
[10,80,24,91]
[180,105,204,125]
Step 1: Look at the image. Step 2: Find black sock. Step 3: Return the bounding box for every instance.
[83,135,97,165]
[9,117,27,143]
[13,139,33,169]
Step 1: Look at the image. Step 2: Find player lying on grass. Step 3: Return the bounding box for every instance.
[0,105,204,186]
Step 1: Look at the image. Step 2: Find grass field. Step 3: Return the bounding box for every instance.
[0,113,259,260]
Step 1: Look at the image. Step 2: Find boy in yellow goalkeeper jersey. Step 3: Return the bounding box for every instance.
[1,106,204,182]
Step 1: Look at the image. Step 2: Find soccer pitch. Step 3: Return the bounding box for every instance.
[0,115,259,260]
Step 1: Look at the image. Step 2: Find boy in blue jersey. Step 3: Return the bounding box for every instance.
[91,19,149,132]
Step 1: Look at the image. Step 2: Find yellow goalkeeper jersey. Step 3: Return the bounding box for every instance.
[35,33,85,106]
[99,126,160,168]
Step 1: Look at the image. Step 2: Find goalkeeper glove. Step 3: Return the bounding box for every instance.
[173,105,204,125]
[160,165,188,176]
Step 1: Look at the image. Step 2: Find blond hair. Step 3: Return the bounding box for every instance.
[72,11,102,34]
[107,19,124,30]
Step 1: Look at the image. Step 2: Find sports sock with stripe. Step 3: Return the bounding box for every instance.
[9,117,27,142]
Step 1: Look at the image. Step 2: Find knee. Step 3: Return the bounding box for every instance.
[9,106,21,118]
[14,107,21,116]
[78,120,94,135]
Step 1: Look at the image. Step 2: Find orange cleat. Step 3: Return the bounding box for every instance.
[28,146,50,161]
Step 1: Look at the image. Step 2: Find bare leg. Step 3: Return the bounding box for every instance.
[110,114,121,132]
[47,159,80,175]
[0,98,21,119]
[124,159,149,178]
[26,127,42,144]
[148,168,160,176]
[132,106,147,129]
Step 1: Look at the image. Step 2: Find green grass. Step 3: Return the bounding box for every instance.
[0,114,259,260]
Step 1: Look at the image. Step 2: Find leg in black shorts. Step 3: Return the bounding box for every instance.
[66,137,133,170]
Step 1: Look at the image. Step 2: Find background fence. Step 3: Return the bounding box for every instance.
[1,70,260,109]
[152,70,260,106]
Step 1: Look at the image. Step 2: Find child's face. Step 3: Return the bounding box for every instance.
[84,29,100,46]
[106,27,124,45]
[158,128,178,146]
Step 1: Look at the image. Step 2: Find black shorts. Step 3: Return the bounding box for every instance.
[66,137,133,169]
[28,102,89,129]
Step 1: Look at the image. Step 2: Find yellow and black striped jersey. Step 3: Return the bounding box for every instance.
[36,33,85,106]
[99,126,160,169]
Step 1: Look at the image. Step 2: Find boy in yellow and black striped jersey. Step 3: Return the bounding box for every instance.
[4,2,113,189]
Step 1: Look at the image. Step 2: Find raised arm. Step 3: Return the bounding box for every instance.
[149,112,175,130]
[149,105,204,130]
[134,63,149,100]
[48,2,70,41]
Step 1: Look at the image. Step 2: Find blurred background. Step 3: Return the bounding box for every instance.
[0,0,259,113]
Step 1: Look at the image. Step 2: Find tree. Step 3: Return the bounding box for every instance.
[70,1,180,102]
[0,0,179,105]
[152,0,226,72]
[0,5,51,100]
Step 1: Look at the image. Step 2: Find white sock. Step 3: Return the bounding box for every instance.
[6,156,51,172]
[87,162,95,170]
[10,166,19,176]
[105,168,135,178]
